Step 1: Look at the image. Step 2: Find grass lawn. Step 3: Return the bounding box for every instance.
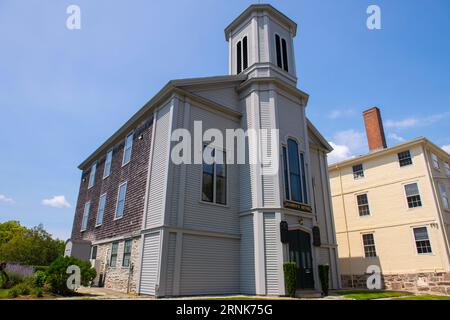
[193,296,293,300]
[335,290,413,300]
[0,289,10,299]
[392,295,450,300]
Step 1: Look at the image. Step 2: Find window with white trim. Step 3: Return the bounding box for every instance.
[439,182,449,210]
[413,227,432,254]
[103,150,113,178]
[398,150,412,167]
[88,163,96,188]
[202,146,226,205]
[352,164,364,179]
[96,194,107,226]
[431,153,440,169]
[122,239,132,267]
[122,133,133,166]
[283,139,308,204]
[115,182,127,218]
[444,162,450,176]
[405,183,422,208]
[81,202,90,231]
[357,194,370,216]
[362,234,377,258]
[236,36,248,74]
[90,246,97,260]
[110,242,119,267]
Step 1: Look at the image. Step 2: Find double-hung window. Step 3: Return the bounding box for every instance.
[122,240,132,267]
[110,242,119,267]
[283,139,308,204]
[88,163,96,188]
[103,150,113,178]
[202,146,226,205]
[439,182,449,210]
[90,246,97,260]
[362,234,377,258]
[352,164,364,179]
[81,202,90,231]
[413,227,432,254]
[122,133,133,166]
[398,150,412,167]
[405,183,422,208]
[115,182,127,219]
[96,194,107,226]
[357,194,370,216]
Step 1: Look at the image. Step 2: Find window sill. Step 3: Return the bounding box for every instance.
[103,175,109,180]
[95,224,102,228]
[114,216,124,221]
[359,215,372,218]
[199,200,229,208]
[121,160,130,168]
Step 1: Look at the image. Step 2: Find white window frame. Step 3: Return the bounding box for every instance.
[109,242,119,267]
[444,162,450,176]
[236,34,249,74]
[403,182,423,209]
[200,145,228,207]
[356,192,371,217]
[96,193,107,226]
[274,33,289,72]
[397,150,413,167]
[103,149,113,179]
[115,182,127,219]
[88,163,96,189]
[81,201,90,231]
[361,233,377,258]
[431,153,440,170]
[438,182,449,211]
[282,138,309,205]
[411,226,433,255]
[122,132,134,166]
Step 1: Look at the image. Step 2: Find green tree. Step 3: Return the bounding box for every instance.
[0,221,65,266]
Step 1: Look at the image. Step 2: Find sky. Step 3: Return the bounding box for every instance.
[0,0,449,240]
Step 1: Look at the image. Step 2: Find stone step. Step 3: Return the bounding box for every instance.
[295,290,322,298]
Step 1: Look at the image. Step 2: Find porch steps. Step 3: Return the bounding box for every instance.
[295,290,323,298]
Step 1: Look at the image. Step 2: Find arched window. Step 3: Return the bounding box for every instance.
[275,34,289,72]
[283,139,308,203]
[275,34,282,68]
[237,41,242,74]
[236,36,248,74]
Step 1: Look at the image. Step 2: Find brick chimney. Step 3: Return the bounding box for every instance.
[363,107,387,152]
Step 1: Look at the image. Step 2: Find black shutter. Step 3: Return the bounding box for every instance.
[312,226,321,247]
[280,221,289,243]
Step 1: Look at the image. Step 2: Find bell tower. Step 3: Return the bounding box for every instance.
[225,4,298,87]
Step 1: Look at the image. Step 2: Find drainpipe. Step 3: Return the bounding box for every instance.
[127,263,134,294]
[337,165,354,288]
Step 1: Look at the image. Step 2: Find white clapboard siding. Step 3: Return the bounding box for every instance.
[164,232,177,296]
[139,232,161,295]
[240,215,256,294]
[179,234,240,295]
[263,213,279,295]
[145,102,172,229]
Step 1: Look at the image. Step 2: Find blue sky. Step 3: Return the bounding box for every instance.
[1,0,449,240]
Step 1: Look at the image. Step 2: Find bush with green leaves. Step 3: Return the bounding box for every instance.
[318,264,330,296]
[33,287,44,298]
[34,270,47,288]
[45,256,96,295]
[283,262,297,297]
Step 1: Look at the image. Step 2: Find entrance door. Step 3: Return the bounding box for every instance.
[288,230,314,289]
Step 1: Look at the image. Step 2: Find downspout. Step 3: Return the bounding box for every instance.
[338,166,354,287]
[127,263,134,294]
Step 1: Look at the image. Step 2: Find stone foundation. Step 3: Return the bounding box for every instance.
[92,237,141,294]
[341,272,450,295]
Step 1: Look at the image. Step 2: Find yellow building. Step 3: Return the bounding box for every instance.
[329,107,450,294]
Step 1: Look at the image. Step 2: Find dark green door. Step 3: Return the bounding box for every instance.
[288,230,314,289]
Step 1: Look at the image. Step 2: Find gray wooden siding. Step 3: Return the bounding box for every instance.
[240,214,256,294]
[263,212,279,295]
[145,101,173,229]
[179,234,240,295]
[164,232,177,296]
[139,232,161,295]
[189,85,241,112]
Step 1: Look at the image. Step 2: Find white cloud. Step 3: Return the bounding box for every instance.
[442,145,450,154]
[327,130,367,164]
[388,133,406,143]
[0,194,14,204]
[385,112,450,129]
[327,108,356,119]
[328,142,354,164]
[41,195,71,209]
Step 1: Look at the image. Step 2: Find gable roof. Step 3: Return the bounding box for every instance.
[307,119,333,153]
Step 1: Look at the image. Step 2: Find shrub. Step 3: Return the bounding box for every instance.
[1,272,23,289]
[283,262,297,297]
[33,266,49,273]
[33,287,44,298]
[45,256,96,296]
[8,287,19,298]
[34,270,47,288]
[318,264,330,296]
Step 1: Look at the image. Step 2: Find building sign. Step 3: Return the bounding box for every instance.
[283,201,313,213]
